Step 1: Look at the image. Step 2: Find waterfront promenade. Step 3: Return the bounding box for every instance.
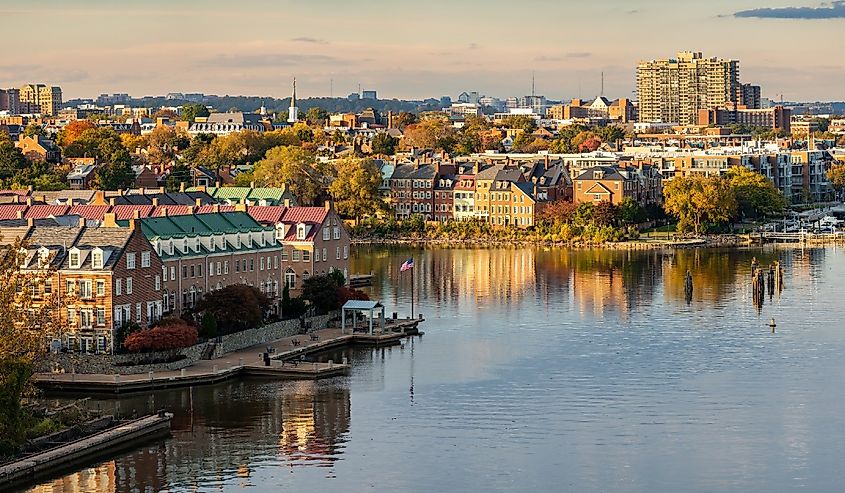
[34,319,423,394]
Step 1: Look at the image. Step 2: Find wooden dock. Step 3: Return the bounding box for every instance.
[0,413,172,490]
[348,273,374,288]
[33,319,423,394]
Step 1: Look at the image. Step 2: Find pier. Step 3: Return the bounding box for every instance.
[33,318,423,394]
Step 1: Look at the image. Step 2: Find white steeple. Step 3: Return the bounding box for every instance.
[287,77,299,123]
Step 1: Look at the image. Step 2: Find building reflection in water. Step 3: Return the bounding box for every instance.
[27,380,351,493]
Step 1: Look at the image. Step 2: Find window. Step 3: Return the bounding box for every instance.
[323,248,327,262]
[96,280,105,296]
[79,280,92,298]
[292,250,300,262]
[260,257,265,270]
[336,247,340,260]
[235,260,240,272]
[281,248,288,261]
[334,227,340,240]
[315,250,320,262]
[66,280,75,295]
[92,250,103,269]
[198,264,203,277]
[126,277,133,295]
[208,262,214,277]
[69,249,80,269]
[170,266,176,281]
[323,227,330,240]
[274,256,278,269]
[182,266,188,278]
[96,307,105,326]
[216,262,222,276]
[67,308,76,326]
[141,251,151,268]
[285,269,296,289]
[343,246,348,259]
[155,275,161,291]
[224,261,229,274]
[115,279,122,296]
[190,265,195,277]
[135,303,142,323]
[79,310,92,329]
[45,280,52,294]
[303,250,310,262]
[126,252,136,270]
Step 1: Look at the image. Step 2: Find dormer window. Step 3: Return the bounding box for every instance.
[92,248,104,269]
[38,247,50,266]
[183,239,188,252]
[69,248,81,269]
[296,224,306,240]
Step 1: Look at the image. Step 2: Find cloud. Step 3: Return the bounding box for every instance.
[291,37,328,44]
[197,53,342,68]
[534,52,591,62]
[735,1,845,19]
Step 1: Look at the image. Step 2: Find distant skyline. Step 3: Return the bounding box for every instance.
[1,0,843,102]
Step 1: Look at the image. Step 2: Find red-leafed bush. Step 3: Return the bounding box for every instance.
[123,322,198,353]
[338,287,370,305]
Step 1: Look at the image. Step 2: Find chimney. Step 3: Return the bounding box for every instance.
[179,182,186,193]
[324,200,332,211]
[473,162,480,175]
[26,197,33,206]
[160,207,168,217]
[250,181,255,188]
[132,210,141,219]
[78,216,86,228]
[109,197,116,206]
[27,217,34,227]
[544,155,550,170]
[212,204,220,213]
[152,197,159,207]
[128,218,138,231]
[16,210,24,219]
[283,199,291,208]
[215,180,221,188]
[195,198,202,207]
[158,186,165,194]
[103,212,117,228]
[234,203,247,212]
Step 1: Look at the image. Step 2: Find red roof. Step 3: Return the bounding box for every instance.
[0,204,28,220]
[24,205,70,219]
[111,205,154,220]
[0,190,31,197]
[153,205,193,217]
[280,207,328,225]
[246,205,286,225]
[195,205,236,215]
[69,205,110,221]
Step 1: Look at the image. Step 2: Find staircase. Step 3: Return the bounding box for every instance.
[200,343,216,360]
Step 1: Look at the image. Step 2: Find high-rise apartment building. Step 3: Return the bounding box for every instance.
[18,84,62,115]
[0,88,21,114]
[636,51,739,125]
[736,83,762,109]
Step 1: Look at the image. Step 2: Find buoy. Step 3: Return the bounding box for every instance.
[769,318,777,333]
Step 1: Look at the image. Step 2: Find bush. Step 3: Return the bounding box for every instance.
[200,312,218,339]
[123,323,198,353]
[338,287,370,305]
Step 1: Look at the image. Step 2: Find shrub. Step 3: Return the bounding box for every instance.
[338,287,370,305]
[123,323,198,353]
[194,284,270,334]
[200,312,218,339]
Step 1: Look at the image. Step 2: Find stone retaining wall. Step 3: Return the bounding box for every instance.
[37,313,338,375]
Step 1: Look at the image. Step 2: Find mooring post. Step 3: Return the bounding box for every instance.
[180,368,186,377]
[149,371,154,382]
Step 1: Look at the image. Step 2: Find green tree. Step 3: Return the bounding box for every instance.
[302,274,341,314]
[328,157,384,220]
[827,164,845,196]
[305,107,329,126]
[617,197,645,225]
[371,133,398,155]
[252,146,324,204]
[725,166,787,219]
[0,134,30,183]
[663,175,737,234]
[22,123,45,138]
[498,115,537,132]
[93,149,135,190]
[194,284,270,334]
[181,103,210,123]
[165,162,192,192]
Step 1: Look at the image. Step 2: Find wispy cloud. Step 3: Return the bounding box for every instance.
[735,1,845,19]
[534,52,591,62]
[197,53,342,68]
[291,37,328,44]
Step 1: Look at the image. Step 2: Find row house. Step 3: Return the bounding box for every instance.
[2,218,163,354]
[388,162,439,220]
[573,165,663,206]
[110,212,284,317]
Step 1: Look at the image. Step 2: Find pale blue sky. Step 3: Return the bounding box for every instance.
[1,0,842,101]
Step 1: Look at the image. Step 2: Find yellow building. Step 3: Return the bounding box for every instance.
[19,84,62,116]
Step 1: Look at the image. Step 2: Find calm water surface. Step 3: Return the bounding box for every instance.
[27,246,845,493]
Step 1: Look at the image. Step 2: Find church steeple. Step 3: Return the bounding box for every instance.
[287,77,299,123]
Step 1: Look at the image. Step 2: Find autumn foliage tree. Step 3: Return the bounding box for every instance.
[252,146,326,205]
[663,175,737,235]
[328,157,384,220]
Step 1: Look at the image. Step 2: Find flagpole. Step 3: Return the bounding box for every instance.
[410,261,415,319]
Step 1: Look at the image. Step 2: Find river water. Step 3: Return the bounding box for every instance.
[26,245,845,493]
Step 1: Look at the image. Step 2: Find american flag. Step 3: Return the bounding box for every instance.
[400,257,414,272]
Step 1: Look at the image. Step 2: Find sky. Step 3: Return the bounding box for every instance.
[1,0,843,102]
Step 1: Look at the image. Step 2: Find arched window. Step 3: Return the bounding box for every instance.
[284,268,296,289]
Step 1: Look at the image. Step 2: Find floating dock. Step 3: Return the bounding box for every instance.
[0,413,172,490]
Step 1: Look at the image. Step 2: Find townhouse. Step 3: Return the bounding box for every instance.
[1,218,163,354]
[573,165,663,206]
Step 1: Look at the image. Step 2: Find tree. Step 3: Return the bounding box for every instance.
[540,200,578,225]
[93,149,135,190]
[194,284,270,334]
[401,115,456,152]
[592,201,618,227]
[146,126,189,167]
[392,111,417,130]
[8,160,67,191]
[498,115,537,132]
[371,133,398,155]
[725,166,787,219]
[165,162,192,192]
[0,237,70,454]
[0,134,30,183]
[617,197,645,225]
[328,157,384,220]
[306,107,329,126]
[57,120,97,148]
[663,175,737,234]
[827,164,845,196]
[510,132,533,152]
[181,103,210,123]
[123,322,198,353]
[252,146,324,204]
[22,123,45,138]
[153,109,179,120]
